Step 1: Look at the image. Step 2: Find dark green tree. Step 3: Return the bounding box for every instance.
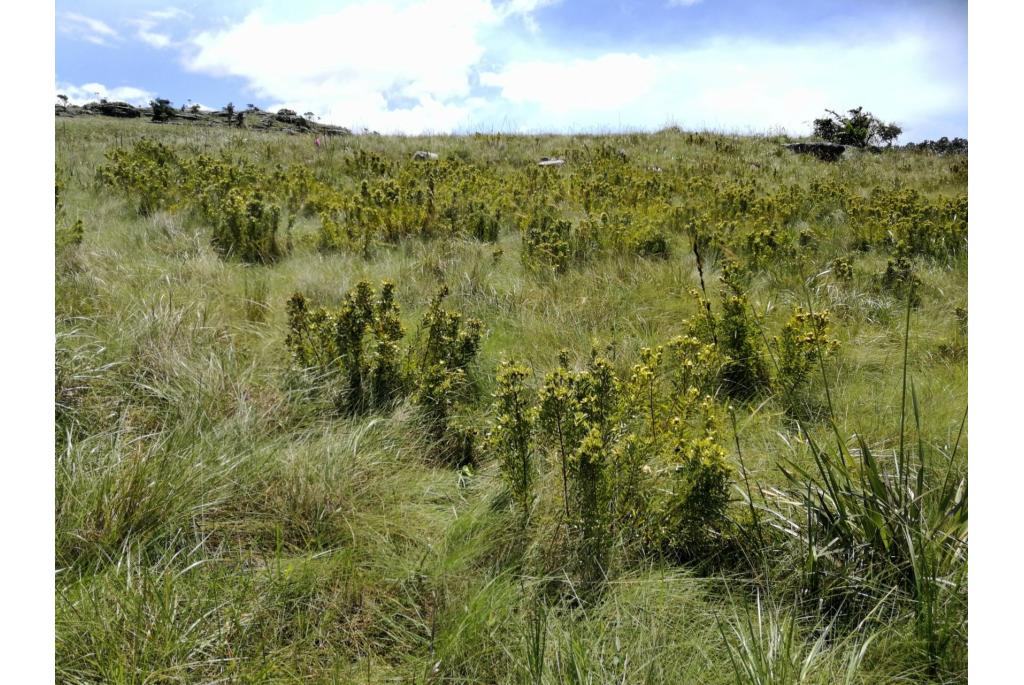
[150,98,174,122]
[813,107,902,147]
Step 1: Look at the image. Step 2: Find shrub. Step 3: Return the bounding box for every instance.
[538,359,585,517]
[334,281,378,411]
[523,214,572,273]
[418,286,483,374]
[212,188,283,263]
[655,411,733,558]
[150,98,175,122]
[98,139,182,215]
[904,137,967,155]
[663,335,724,403]
[414,362,475,464]
[284,292,335,372]
[624,223,669,258]
[830,256,854,282]
[287,281,480,450]
[812,107,902,147]
[878,244,922,307]
[719,294,771,400]
[774,307,838,407]
[57,219,85,252]
[745,225,791,265]
[570,426,611,588]
[413,288,483,464]
[488,361,537,519]
[368,282,405,406]
[285,281,407,413]
[576,352,619,437]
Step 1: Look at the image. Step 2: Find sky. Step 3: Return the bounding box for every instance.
[54,0,966,139]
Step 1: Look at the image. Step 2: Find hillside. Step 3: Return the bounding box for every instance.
[56,116,967,684]
[56,101,353,137]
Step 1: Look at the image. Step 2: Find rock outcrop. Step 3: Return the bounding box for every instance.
[83,101,142,118]
[784,142,845,162]
[275,109,312,129]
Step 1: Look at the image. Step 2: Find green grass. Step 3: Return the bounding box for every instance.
[56,117,966,683]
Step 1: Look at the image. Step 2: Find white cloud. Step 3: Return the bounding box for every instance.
[130,7,192,49]
[666,0,704,7]
[176,0,960,138]
[148,8,191,21]
[58,12,120,46]
[56,82,154,107]
[480,53,659,113]
[183,0,557,133]
[138,32,172,48]
[478,35,962,138]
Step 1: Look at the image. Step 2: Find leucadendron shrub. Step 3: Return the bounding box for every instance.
[98,139,182,216]
[286,281,481,464]
[483,342,739,594]
[652,406,733,560]
[488,361,537,520]
[211,188,283,263]
[774,306,839,412]
[413,287,483,465]
[719,294,772,400]
[285,280,407,413]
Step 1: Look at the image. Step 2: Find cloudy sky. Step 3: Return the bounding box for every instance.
[55,0,966,139]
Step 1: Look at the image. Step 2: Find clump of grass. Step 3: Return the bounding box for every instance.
[719,592,878,685]
[760,297,967,678]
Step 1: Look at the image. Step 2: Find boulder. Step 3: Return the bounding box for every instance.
[275,110,312,129]
[783,142,845,162]
[318,124,352,137]
[412,150,439,160]
[83,101,142,118]
[538,158,565,167]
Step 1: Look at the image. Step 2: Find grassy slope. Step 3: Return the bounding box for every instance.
[56,117,966,683]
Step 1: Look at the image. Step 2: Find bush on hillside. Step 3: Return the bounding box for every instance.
[813,107,902,147]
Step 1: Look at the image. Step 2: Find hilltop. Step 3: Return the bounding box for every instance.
[56,100,352,137]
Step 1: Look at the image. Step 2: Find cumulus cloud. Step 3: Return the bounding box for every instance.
[183,0,555,133]
[148,8,191,21]
[666,0,704,7]
[58,12,120,46]
[480,53,659,113]
[138,31,171,48]
[130,7,192,49]
[56,82,154,107]
[478,35,962,138]
[176,0,961,138]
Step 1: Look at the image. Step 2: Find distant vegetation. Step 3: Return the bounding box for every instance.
[56,115,966,683]
[149,98,175,122]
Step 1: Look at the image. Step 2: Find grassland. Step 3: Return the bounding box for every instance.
[55,116,966,683]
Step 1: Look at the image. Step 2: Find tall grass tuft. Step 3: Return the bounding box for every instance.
[761,293,967,677]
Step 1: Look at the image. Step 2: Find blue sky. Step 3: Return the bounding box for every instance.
[55,0,966,139]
